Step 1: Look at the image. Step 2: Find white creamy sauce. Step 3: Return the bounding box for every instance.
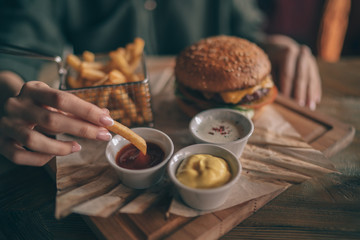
[196,119,243,143]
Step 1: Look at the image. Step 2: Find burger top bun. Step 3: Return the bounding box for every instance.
[175,35,271,92]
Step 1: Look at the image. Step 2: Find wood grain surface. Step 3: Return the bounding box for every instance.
[0,57,359,240]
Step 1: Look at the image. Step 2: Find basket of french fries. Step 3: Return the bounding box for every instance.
[59,38,153,127]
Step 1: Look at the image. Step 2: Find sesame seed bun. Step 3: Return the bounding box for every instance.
[175,35,271,92]
[174,35,277,116]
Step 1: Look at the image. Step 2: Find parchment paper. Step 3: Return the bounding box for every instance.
[55,64,337,219]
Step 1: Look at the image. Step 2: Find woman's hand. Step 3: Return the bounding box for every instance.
[264,35,322,110]
[0,80,114,166]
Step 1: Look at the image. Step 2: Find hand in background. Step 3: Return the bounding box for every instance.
[0,80,114,166]
[264,34,322,110]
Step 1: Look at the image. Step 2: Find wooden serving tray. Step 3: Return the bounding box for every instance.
[72,94,354,240]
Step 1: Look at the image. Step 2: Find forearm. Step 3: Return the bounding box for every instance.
[0,71,24,116]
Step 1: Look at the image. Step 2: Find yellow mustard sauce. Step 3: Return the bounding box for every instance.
[176,154,232,189]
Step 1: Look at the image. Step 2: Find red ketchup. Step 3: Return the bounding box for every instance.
[116,142,165,170]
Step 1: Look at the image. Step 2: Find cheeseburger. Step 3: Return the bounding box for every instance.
[175,35,277,116]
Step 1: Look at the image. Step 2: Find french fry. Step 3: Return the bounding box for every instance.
[106,121,147,155]
[84,90,97,104]
[120,117,132,127]
[134,84,153,122]
[81,61,104,70]
[128,74,140,83]
[83,50,95,62]
[75,91,86,99]
[81,68,107,81]
[92,76,109,86]
[96,89,111,108]
[128,38,145,72]
[133,38,145,57]
[112,87,138,122]
[125,43,134,62]
[66,54,82,72]
[108,70,127,84]
[135,115,144,125]
[67,75,83,89]
[109,109,126,119]
[109,50,132,76]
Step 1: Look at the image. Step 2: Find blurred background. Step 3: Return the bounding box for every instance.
[258,0,359,62]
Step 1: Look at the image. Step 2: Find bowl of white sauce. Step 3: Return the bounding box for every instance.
[189,108,254,159]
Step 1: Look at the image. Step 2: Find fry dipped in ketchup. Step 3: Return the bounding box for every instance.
[116,142,164,170]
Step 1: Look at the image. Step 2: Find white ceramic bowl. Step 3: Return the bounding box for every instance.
[167,144,242,210]
[106,127,174,189]
[189,108,254,159]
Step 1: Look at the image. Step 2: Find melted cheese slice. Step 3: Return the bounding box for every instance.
[219,76,274,104]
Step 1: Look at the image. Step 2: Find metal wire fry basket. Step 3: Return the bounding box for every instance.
[59,54,154,127]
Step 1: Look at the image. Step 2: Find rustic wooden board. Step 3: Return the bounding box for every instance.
[78,95,355,240]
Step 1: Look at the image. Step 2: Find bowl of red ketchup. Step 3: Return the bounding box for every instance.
[106,127,174,189]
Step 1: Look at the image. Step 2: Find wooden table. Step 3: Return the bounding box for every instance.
[0,57,359,239]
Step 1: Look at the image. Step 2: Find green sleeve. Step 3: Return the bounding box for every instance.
[230,0,266,44]
[0,0,66,82]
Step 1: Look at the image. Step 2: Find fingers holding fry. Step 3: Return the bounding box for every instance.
[106,121,147,155]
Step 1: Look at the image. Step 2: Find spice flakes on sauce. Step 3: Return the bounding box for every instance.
[196,119,243,143]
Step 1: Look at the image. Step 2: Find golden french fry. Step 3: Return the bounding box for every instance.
[125,43,134,62]
[75,91,85,99]
[109,51,132,76]
[108,70,127,84]
[66,54,82,72]
[67,75,83,89]
[81,68,107,81]
[109,109,126,120]
[115,47,126,56]
[83,90,97,104]
[92,75,109,86]
[133,84,153,122]
[124,38,144,73]
[96,89,111,108]
[106,121,147,155]
[135,115,144,125]
[112,87,137,122]
[128,56,141,73]
[128,74,140,83]
[120,118,132,127]
[83,50,95,62]
[81,61,104,70]
[102,61,116,73]
[74,90,95,104]
[133,38,145,57]
[136,73,145,82]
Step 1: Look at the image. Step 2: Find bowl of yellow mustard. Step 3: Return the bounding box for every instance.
[167,144,241,210]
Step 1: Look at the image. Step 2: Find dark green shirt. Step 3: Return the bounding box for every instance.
[0,0,265,82]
